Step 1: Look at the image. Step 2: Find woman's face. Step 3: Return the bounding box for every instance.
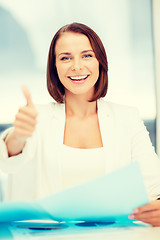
[55,32,99,99]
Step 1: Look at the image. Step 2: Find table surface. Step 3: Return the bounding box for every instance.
[9,221,160,240]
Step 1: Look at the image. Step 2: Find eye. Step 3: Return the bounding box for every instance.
[83,54,93,59]
[60,56,71,61]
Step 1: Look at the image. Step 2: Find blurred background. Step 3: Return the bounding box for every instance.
[0,0,159,151]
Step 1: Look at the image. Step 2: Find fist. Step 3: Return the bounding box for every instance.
[13,86,38,141]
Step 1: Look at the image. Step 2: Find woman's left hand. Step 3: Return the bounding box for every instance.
[129,200,160,227]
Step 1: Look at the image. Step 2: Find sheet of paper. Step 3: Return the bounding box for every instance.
[38,161,149,222]
[0,201,52,223]
[0,161,149,224]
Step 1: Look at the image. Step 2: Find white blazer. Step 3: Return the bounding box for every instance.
[0,99,160,201]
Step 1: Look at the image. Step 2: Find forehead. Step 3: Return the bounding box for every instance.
[55,32,92,54]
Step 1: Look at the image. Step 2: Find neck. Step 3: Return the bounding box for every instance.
[65,93,97,119]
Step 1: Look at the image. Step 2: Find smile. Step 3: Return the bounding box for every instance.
[68,75,89,81]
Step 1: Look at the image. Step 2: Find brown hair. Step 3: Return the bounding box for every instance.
[47,22,108,103]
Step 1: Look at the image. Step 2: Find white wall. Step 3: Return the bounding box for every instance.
[152,0,160,156]
[0,0,156,123]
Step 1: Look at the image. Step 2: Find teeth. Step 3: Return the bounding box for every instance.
[70,75,88,80]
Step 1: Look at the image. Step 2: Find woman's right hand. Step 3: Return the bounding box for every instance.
[13,86,38,141]
[6,86,38,156]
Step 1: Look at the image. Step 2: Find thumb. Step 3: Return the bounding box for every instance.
[22,86,34,107]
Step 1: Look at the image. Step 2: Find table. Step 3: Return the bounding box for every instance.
[8,221,160,240]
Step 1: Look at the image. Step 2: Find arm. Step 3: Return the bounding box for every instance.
[129,109,160,226]
[130,109,160,200]
[6,86,38,157]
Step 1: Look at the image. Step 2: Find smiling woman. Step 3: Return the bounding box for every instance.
[1,22,160,227]
[47,23,108,103]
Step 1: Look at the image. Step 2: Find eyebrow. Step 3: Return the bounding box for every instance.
[58,50,94,57]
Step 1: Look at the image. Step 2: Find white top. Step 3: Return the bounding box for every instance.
[61,144,105,189]
[0,100,160,201]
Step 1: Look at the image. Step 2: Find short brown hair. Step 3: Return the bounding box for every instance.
[47,22,108,103]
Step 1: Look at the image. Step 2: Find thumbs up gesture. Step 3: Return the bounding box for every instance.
[6,86,38,157]
[13,86,38,141]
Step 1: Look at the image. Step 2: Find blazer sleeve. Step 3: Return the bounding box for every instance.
[0,126,37,174]
[130,108,160,200]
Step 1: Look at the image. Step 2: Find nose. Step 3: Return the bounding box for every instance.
[71,57,83,71]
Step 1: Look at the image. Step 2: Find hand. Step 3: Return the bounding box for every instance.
[129,200,160,227]
[13,86,38,142]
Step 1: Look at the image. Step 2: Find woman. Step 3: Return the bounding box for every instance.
[0,22,160,226]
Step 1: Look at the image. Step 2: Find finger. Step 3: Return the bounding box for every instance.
[15,112,37,127]
[22,86,34,107]
[14,120,35,132]
[14,128,33,138]
[133,209,160,220]
[133,201,160,214]
[137,217,160,226]
[134,215,160,227]
[19,106,38,119]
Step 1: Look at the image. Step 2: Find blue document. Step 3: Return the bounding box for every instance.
[0,161,149,224]
[0,223,13,240]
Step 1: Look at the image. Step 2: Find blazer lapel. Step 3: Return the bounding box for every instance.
[97,99,117,174]
[42,103,65,194]
[53,103,66,189]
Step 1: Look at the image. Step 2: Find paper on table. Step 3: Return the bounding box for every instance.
[39,161,149,222]
[0,161,149,223]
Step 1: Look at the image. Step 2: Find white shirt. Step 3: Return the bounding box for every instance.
[61,144,105,189]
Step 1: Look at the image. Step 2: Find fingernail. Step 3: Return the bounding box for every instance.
[128,214,135,219]
[133,208,139,214]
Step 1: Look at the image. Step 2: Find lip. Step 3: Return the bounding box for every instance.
[67,75,89,84]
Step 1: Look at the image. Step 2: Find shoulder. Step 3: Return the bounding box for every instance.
[35,102,65,124]
[99,99,139,119]
[35,102,64,116]
[99,99,143,135]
